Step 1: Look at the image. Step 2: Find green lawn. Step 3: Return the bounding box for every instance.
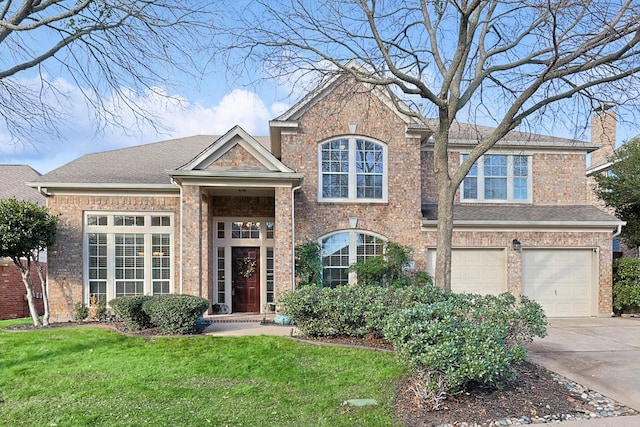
[0,320,407,426]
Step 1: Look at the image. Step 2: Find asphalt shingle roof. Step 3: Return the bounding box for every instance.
[0,165,45,204]
[422,203,621,223]
[30,135,270,185]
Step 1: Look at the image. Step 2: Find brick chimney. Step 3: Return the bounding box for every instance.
[591,103,616,167]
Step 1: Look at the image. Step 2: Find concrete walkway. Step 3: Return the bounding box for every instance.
[202,313,296,337]
[528,317,640,426]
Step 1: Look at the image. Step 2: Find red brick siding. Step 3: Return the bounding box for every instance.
[46,194,180,321]
[283,78,427,269]
[0,259,45,320]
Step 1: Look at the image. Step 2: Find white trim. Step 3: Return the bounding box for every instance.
[421,220,624,233]
[421,141,599,153]
[212,217,276,313]
[460,154,532,203]
[178,125,295,173]
[318,229,387,286]
[171,173,304,188]
[83,211,175,305]
[317,136,389,203]
[26,183,179,193]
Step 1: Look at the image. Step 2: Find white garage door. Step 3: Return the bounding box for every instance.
[428,249,507,295]
[522,249,595,317]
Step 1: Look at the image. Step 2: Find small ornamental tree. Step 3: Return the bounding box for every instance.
[0,198,58,327]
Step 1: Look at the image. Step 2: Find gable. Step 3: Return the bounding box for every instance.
[204,143,270,172]
[179,125,294,174]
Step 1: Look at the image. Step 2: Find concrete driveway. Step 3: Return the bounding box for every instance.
[528,317,640,417]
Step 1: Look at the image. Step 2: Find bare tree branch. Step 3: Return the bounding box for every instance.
[0,0,218,143]
[217,0,640,289]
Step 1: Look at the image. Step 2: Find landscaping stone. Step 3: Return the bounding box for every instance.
[341,398,378,407]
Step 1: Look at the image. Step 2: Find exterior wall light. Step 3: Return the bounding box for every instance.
[512,238,522,251]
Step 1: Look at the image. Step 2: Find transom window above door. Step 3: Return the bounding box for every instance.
[460,154,531,202]
[318,137,388,202]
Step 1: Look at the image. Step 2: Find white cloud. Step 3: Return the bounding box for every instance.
[0,78,275,173]
[271,101,290,117]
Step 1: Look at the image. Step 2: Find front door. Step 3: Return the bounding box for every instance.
[232,247,260,312]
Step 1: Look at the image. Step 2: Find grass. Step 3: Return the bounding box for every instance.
[0,319,408,426]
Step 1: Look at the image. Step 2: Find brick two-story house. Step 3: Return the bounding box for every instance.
[29,73,622,320]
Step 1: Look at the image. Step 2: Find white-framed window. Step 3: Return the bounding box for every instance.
[320,230,385,288]
[318,137,388,202]
[84,212,173,304]
[461,154,531,202]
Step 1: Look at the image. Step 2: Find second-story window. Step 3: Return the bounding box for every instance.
[319,137,387,202]
[461,154,531,202]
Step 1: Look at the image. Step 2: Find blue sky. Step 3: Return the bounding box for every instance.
[3,70,634,175]
[0,68,295,174]
[0,4,637,175]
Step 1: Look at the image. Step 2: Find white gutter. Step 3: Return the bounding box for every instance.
[27,182,177,191]
[421,219,626,228]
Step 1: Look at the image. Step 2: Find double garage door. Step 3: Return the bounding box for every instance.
[428,248,596,317]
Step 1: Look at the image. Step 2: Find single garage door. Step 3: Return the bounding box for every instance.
[428,248,507,295]
[521,249,595,317]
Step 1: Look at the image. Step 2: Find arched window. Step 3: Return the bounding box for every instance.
[320,230,385,287]
[319,137,387,202]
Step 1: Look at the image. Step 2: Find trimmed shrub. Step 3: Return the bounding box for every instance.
[613,258,640,312]
[280,285,387,337]
[142,295,209,334]
[109,296,155,330]
[73,302,88,322]
[279,284,446,338]
[347,242,429,287]
[383,292,547,405]
[295,241,323,287]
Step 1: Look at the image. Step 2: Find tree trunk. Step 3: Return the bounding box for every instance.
[34,256,50,326]
[13,257,42,327]
[435,188,456,292]
[433,118,456,292]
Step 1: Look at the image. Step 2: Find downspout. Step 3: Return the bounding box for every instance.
[38,186,51,197]
[291,182,303,291]
[171,178,184,294]
[612,223,623,239]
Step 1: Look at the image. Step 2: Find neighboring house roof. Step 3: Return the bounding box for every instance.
[0,165,45,204]
[421,203,623,228]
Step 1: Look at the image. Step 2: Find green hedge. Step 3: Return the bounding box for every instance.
[613,258,640,312]
[383,293,547,397]
[279,284,448,338]
[279,284,547,406]
[142,295,210,334]
[109,296,155,330]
